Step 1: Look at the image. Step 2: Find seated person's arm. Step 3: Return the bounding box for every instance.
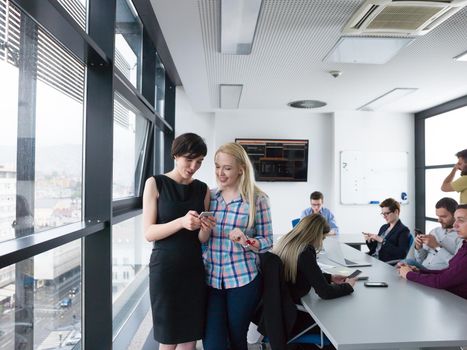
[299,248,353,300]
[413,234,428,263]
[405,258,466,289]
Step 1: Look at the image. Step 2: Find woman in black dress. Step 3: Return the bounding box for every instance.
[143,133,214,350]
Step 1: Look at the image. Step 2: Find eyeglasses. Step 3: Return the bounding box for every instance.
[380,211,393,217]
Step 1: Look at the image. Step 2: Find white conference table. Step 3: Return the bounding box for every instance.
[301,242,467,350]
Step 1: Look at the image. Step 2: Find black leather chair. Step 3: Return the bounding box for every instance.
[254,252,330,350]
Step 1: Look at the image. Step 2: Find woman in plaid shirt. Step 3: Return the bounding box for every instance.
[202,142,273,350]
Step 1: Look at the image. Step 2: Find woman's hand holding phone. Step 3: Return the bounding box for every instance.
[344,277,357,287]
[331,275,347,284]
[181,210,202,231]
[199,212,216,231]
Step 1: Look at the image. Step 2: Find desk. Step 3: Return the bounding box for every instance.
[301,243,467,350]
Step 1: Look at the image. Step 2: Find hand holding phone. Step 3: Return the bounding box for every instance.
[198,211,214,218]
[347,269,362,279]
[414,228,424,236]
[364,282,388,287]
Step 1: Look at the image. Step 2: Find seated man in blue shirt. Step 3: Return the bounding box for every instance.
[300,191,339,235]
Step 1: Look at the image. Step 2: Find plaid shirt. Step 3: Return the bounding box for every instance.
[204,189,273,289]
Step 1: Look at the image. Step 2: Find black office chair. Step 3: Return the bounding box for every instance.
[255,252,330,350]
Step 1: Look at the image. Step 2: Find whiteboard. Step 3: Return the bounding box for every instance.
[340,151,408,205]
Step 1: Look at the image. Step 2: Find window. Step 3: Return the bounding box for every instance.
[115,0,142,91]
[425,168,458,218]
[0,240,82,349]
[113,93,150,199]
[0,0,176,347]
[425,106,467,166]
[155,53,165,117]
[56,0,87,31]
[0,1,84,243]
[112,215,151,335]
[417,99,467,231]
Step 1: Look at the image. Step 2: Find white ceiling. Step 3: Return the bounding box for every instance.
[150,0,467,113]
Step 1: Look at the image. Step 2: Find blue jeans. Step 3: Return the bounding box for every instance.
[203,275,262,350]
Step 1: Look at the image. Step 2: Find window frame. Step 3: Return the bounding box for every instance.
[1,0,178,349]
[414,94,467,232]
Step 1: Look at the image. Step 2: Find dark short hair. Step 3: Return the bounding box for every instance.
[457,204,467,210]
[171,133,207,159]
[380,198,400,213]
[310,191,324,200]
[455,149,467,159]
[435,197,458,214]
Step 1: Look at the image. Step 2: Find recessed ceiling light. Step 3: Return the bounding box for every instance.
[324,36,414,64]
[219,84,243,109]
[454,50,467,62]
[220,0,262,55]
[288,100,327,109]
[358,88,417,111]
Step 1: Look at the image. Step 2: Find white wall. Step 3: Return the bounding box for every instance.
[213,110,334,236]
[175,87,215,184]
[332,111,415,235]
[175,90,415,238]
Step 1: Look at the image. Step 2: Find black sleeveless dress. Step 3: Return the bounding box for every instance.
[149,175,207,344]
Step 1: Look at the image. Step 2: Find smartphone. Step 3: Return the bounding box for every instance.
[357,276,369,281]
[199,211,214,218]
[364,282,388,287]
[347,269,362,279]
[414,228,423,236]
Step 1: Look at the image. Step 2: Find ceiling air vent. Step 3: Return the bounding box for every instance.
[343,0,467,36]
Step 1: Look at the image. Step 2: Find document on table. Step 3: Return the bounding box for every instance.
[317,261,351,275]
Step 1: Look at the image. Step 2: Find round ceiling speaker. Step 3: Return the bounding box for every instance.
[287,100,327,109]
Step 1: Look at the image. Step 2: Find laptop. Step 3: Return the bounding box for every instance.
[323,238,372,267]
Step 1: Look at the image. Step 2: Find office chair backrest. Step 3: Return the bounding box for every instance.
[257,252,330,349]
[257,252,297,350]
[408,232,414,249]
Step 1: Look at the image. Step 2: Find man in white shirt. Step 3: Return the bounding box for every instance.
[411,197,462,270]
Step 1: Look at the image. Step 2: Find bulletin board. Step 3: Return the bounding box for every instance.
[340,151,408,205]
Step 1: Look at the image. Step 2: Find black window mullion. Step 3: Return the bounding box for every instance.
[163,73,175,172]
[83,0,115,349]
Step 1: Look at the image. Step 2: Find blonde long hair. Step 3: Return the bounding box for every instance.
[273,214,330,283]
[215,142,265,229]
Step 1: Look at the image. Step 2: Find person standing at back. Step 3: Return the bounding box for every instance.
[300,191,339,235]
[143,133,215,350]
[203,142,273,350]
[441,148,467,204]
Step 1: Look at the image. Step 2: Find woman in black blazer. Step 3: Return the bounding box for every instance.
[363,198,411,262]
